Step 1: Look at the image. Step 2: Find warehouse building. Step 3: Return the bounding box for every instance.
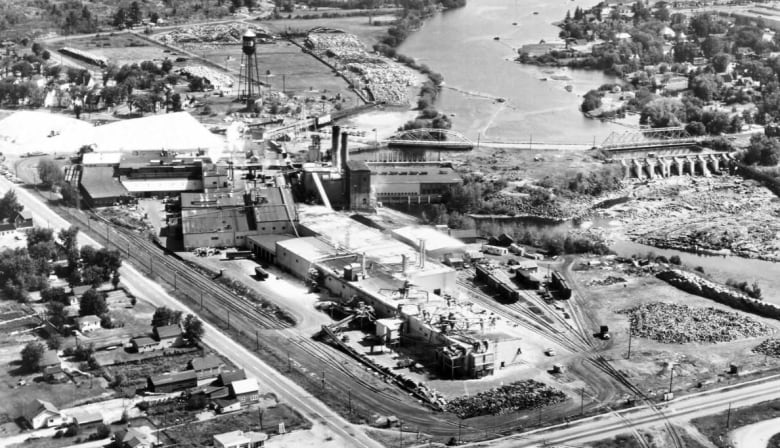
[369,162,462,205]
[79,166,131,208]
[180,187,298,249]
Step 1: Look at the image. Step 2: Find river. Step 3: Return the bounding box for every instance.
[397,0,630,144]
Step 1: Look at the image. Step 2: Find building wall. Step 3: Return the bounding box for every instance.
[406,268,456,295]
[276,245,318,280]
[320,273,399,318]
[347,169,371,210]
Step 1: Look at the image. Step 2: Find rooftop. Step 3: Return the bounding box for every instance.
[190,355,222,372]
[276,236,340,261]
[391,225,465,253]
[80,167,129,200]
[219,369,247,385]
[154,324,182,340]
[82,152,122,166]
[77,315,101,324]
[229,378,259,395]
[247,233,296,254]
[149,369,197,386]
[213,430,268,446]
[40,350,60,367]
[132,337,157,346]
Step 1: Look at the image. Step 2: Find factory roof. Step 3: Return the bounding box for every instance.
[367,163,461,184]
[82,152,122,166]
[247,234,296,253]
[391,225,465,253]
[81,167,129,200]
[346,160,370,171]
[118,150,209,170]
[181,191,246,208]
[276,236,340,262]
[121,177,203,193]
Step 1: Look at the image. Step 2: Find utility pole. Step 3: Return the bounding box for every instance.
[200,291,203,309]
[668,364,675,394]
[457,419,462,444]
[227,310,230,330]
[627,323,633,360]
[255,330,259,350]
[287,352,291,372]
[173,271,177,290]
[399,420,403,448]
[726,402,732,429]
[580,388,585,415]
[348,390,352,414]
[321,371,325,391]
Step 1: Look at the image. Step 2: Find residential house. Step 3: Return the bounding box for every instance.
[228,378,260,405]
[77,315,101,333]
[147,370,197,393]
[218,369,247,387]
[213,430,268,448]
[188,355,223,382]
[215,398,242,414]
[40,350,60,371]
[23,399,63,429]
[132,337,158,353]
[14,211,33,229]
[0,221,15,235]
[65,410,104,427]
[153,324,183,349]
[115,426,157,448]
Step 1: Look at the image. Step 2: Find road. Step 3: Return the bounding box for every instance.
[463,374,780,447]
[0,179,382,448]
[729,416,780,448]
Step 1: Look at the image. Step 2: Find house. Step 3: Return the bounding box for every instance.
[65,409,104,426]
[14,210,33,229]
[132,337,159,353]
[147,370,197,393]
[40,350,60,370]
[203,385,230,400]
[23,399,63,429]
[115,426,157,448]
[153,324,183,348]
[0,221,15,235]
[229,378,260,405]
[213,430,268,448]
[218,369,247,386]
[77,315,101,332]
[188,355,223,382]
[215,398,242,414]
[43,364,67,383]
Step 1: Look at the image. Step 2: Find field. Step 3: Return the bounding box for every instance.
[46,33,178,67]
[162,404,310,447]
[262,15,393,47]
[571,258,780,396]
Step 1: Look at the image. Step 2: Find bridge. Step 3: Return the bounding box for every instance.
[384,128,474,150]
[601,127,700,153]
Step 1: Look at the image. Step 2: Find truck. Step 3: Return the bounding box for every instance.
[482,244,509,256]
[254,266,269,281]
[599,325,610,340]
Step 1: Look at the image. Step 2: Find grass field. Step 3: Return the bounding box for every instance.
[163,404,310,447]
[47,33,176,67]
[692,399,780,448]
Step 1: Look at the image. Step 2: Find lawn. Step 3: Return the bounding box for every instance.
[47,33,174,67]
[163,404,310,447]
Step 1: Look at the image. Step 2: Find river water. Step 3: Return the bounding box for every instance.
[398,0,627,144]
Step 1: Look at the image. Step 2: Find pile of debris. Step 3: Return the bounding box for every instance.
[587,276,626,287]
[446,380,566,419]
[620,302,769,344]
[179,65,234,91]
[753,339,780,357]
[157,24,272,45]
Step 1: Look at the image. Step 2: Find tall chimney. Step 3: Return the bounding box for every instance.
[331,126,340,166]
[340,132,349,171]
[419,239,426,269]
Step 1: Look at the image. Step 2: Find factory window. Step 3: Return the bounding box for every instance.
[211,237,218,240]
[434,289,441,295]
[272,226,276,230]
[262,227,266,231]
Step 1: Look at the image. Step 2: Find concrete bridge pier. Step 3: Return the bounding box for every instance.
[707,154,720,173]
[672,157,685,176]
[658,158,671,177]
[685,157,696,176]
[632,159,645,179]
[620,159,630,179]
[696,156,711,177]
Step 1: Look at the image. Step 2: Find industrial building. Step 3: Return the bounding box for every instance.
[181,186,298,250]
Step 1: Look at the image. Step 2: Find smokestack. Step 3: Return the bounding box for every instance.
[419,239,426,269]
[401,254,407,274]
[331,126,340,166]
[340,132,349,171]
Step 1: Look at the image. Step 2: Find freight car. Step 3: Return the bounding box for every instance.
[475,264,520,302]
[550,271,572,300]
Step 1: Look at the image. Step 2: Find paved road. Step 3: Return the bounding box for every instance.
[466,374,780,447]
[0,179,381,448]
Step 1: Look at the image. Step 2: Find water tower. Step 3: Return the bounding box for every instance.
[238,29,262,108]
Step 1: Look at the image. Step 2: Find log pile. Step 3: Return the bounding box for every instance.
[446,380,566,419]
[620,302,769,344]
[753,339,780,357]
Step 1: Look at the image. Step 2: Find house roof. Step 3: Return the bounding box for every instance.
[40,350,60,367]
[229,378,259,395]
[190,355,222,372]
[214,430,268,446]
[118,426,156,447]
[214,398,240,408]
[154,324,182,340]
[65,409,103,425]
[219,369,247,385]
[72,285,92,296]
[77,315,101,324]
[24,399,59,422]
[17,210,32,220]
[149,370,197,386]
[132,337,157,347]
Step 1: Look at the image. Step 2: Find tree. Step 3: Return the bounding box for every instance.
[41,287,69,304]
[744,134,780,166]
[685,121,706,136]
[31,42,43,55]
[47,300,68,331]
[41,50,51,61]
[691,74,719,102]
[161,58,173,74]
[188,76,209,92]
[640,98,684,128]
[183,314,204,341]
[37,158,64,189]
[0,190,22,221]
[80,288,108,316]
[21,341,44,373]
[152,306,182,327]
[581,90,602,113]
[128,1,143,25]
[712,53,732,73]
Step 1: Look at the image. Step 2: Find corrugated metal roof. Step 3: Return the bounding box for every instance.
[81,167,129,199]
[121,177,203,193]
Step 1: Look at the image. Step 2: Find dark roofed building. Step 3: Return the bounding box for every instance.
[79,166,131,208]
[181,187,298,250]
[132,337,158,353]
[188,355,223,381]
[14,210,33,229]
[147,370,197,393]
[153,324,182,348]
[218,369,247,386]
